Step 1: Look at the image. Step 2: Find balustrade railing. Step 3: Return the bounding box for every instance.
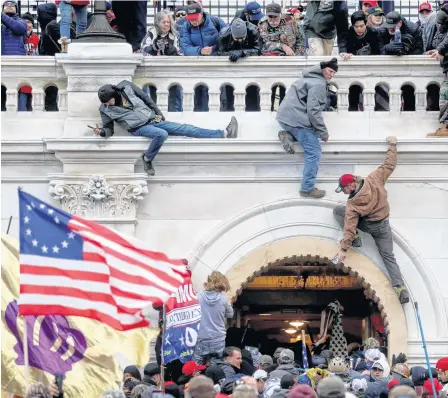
[1,55,444,115]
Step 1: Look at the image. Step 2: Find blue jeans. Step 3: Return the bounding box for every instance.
[18,92,32,112]
[59,2,87,38]
[279,122,322,193]
[192,339,226,365]
[131,121,224,161]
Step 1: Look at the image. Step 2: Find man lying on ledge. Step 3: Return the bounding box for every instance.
[333,136,410,305]
[93,80,238,176]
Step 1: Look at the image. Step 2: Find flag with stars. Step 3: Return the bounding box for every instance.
[18,190,189,331]
[162,274,201,364]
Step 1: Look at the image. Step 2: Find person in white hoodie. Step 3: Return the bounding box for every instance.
[193,271,234,364]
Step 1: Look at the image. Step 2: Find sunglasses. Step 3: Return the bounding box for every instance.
[372,367,383,372]
[268,14,280,18]
[176,12,186,17]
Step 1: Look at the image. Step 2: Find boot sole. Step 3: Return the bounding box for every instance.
[300,191,326,199]
[227,116,238,138]
[278,131,296,154]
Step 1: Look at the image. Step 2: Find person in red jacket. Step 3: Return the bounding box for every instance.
[18,12,39,112]
[56,0,89,43]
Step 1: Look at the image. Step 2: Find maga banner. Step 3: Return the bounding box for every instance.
[162,276,201,364]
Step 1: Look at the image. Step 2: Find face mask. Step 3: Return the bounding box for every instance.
[420,14,431,25]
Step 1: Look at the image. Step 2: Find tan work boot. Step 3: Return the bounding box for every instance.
[427,123,448,137]
[300,188,326,199]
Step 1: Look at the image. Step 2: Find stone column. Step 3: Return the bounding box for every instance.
[234,90,246,112]
[363,89,375,112]
[337,89,349,112]
[415,90,426,111]
[208,90,221,112]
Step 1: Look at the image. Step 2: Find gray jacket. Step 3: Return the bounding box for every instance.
[99,80,164,138]
[421,12,437,52]
[276,64,329,140]
[268,364,301,380]
[198,291,234,341]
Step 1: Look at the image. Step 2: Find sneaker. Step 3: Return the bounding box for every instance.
[226,116,238,138]
[352,233,362,247]
[300,188,326,199]
[58,37,71,53]
[396,286,410,304]
[142,154,155,176]
[278,130,296,154]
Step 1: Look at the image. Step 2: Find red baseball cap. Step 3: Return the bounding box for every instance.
[362,0,378,6]
[335,174,355,193]
[186,3,202,20]
[419,2,432,12]
[436,357,448,372]
[182,361,206,375]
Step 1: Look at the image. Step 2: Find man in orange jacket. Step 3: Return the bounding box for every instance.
[332,136,410,304]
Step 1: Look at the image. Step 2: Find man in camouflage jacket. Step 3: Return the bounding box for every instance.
[259,2,305,56]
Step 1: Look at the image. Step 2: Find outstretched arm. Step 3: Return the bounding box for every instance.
[369,136,398,184]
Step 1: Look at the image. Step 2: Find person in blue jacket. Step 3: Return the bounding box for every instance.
[180,2,227,111]
[180,2,227,56]
[1,0,26,55]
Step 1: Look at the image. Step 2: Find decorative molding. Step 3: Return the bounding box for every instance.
[48,174,148,219]
[67,76,130,92]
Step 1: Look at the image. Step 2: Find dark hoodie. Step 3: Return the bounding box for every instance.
[1,0,27,55]
[37,3,59,55]
[198,291,233,342]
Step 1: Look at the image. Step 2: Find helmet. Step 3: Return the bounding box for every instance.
[391,363,410,378]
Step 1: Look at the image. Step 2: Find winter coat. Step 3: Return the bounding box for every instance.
[217,21,260,55]
[141,28,182,56]
[180,13,227,55]
[198,291,233,342]
[269,364,301,380]
[270,388,291,398]
[340,144,397,251]
[378,17,423,55]
[276,64,329,140]
[346,26,380,55]
[365,379,389,398]
[37,3,59,55]
[214,359,239,394]
[419,12,437,52]
[1,12,26,55]
[258,15,305,55]
[303,0,349,53]
[99,80,164,138]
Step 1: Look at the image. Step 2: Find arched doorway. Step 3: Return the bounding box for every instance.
[188,198,446,366]
[232,254,387,359]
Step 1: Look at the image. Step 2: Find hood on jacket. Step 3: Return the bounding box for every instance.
[37,3,57,29]
[2,0,18,14]
[371,358,390,380]
[201,291,222,306]
[302,64,327,82]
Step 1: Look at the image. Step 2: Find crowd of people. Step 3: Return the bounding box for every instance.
[21,272,448,398]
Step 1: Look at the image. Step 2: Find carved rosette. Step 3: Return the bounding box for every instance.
[49,175,148,219]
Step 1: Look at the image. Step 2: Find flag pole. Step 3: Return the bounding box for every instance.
[23,316,30,390]
[161,303,166,393]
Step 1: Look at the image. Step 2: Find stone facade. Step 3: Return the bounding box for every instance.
[1,44,448,365]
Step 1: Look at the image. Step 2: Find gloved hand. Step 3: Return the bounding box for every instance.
[240,50,248,58]
[156,38,166,53]
[229,50,243,62]
[385,42,404,55]
[392,353,407,365]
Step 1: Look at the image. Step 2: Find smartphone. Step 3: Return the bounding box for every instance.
[55,373,64,396]
[87,125,96,130]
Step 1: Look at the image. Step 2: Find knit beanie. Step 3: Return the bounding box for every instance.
[316,376,346,398]
[98,84,117,103]
[22,12,34,26]
[124,365,142,381]
[320,57,338,72]
[2,0,17,12]
[287,385,318,398]
[231,18,248,38]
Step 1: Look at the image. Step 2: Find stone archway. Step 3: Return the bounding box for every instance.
[225,237,406,360]
[188,198,447,366]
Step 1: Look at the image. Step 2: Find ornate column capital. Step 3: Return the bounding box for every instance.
[48,174,148,222]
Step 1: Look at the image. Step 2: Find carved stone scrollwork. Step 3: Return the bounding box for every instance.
[49,175,148,219]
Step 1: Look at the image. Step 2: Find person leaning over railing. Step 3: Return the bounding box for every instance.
[340,10,380,61]
[217,18,260,62]
[378,11,423,55]
[141,10,183,112]
[259,3,305,56]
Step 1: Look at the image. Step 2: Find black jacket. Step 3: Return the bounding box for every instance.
[217,21,260,55]
[378,18,423,55]
[437,33,448,74]
[347,26,380,55]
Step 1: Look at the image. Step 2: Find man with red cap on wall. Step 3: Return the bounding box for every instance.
[332,136,410,305]
[437,357,448,392]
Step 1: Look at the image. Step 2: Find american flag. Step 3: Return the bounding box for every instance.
[18,190,189,331]
[302,335,309,369]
